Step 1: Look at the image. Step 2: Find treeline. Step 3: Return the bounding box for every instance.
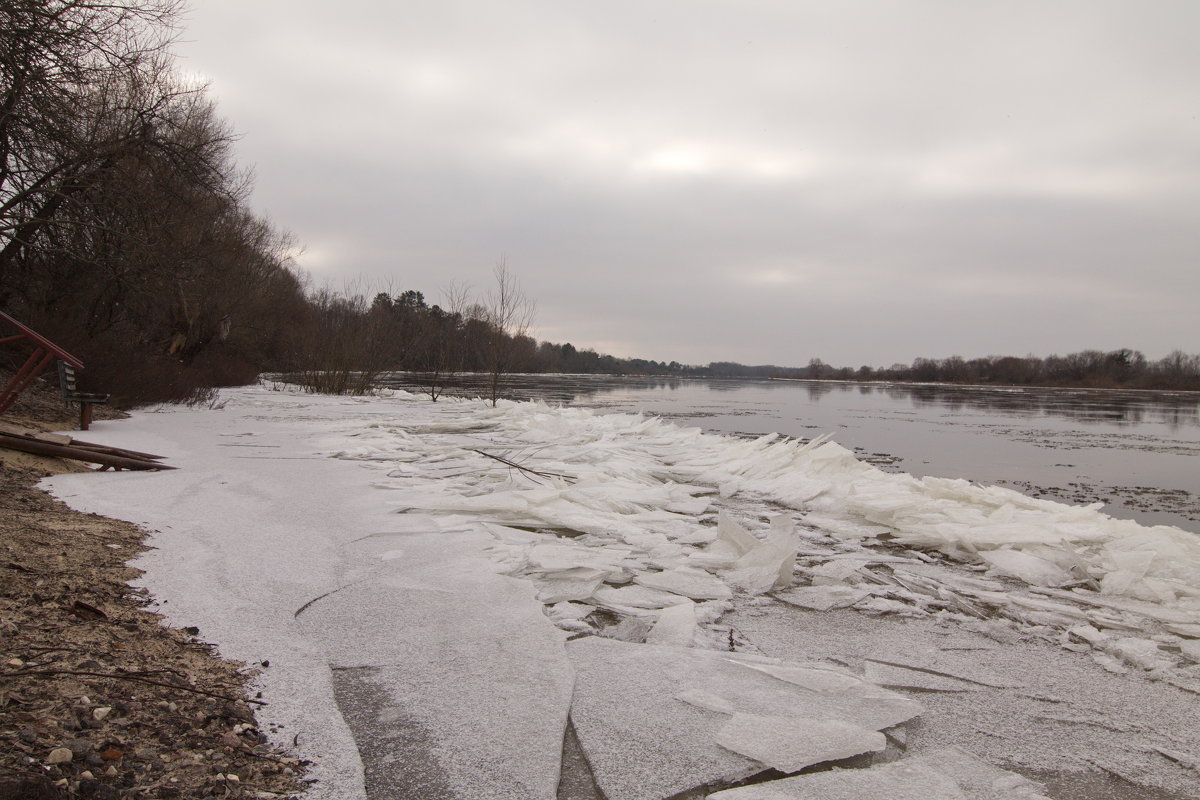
[786,350,1200,391]
[0,2,656,407]
[0,0,313,404]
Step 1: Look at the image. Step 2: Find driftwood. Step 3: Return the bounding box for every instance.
[0,427,174,471]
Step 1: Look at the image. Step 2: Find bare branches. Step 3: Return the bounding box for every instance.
[482,259,536,406]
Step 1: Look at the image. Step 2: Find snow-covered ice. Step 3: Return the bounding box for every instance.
[39,384,1200,798]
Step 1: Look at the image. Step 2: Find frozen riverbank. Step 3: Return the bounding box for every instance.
[43,385,1200,798]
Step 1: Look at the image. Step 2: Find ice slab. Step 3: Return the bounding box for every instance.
[647,600,699,647]
[979,549,1073,587]
[707,746,1050,799]
[724,516,798,595]
[566,638,923,800]
[714,713,886,772]
[300,562,574,800]
[774,585,870,611]
[635,566,734,600]
[535,568,608,603]
[592,584,693,610]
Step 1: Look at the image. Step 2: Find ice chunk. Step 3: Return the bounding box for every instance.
[774,585,870,611]
[690,512,760,571]
[592,584,693,609]
[647,601,698,647]
[1179,640,1200,663]
[567,639,922,800]
[724,516,798,595]
[979,549,1072,587]
[547,601,595,621]
[707,758,964,799]
[635,566,734,600]
[707,746,1049,800]
[535,568,607,603]
[1106,637,1176,671]
[714,713,886,773]
[529,542,626,573]
[806,559,867,584]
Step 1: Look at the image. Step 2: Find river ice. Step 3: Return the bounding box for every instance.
[41,384,1200,798]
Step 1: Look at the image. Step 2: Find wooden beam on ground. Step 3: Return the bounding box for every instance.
[0,432,175,471]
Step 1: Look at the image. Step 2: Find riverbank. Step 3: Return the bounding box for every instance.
[0,380,305,799]
[31,384,1200,799]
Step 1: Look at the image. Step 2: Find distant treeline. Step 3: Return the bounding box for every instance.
[686,350,1200,391]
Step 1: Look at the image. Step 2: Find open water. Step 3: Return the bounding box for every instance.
[379,374,1200,532]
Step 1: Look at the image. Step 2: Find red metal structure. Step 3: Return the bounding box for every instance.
[0,310,85,415]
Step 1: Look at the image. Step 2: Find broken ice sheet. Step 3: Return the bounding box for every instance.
[978,549,1073,587]
[593,584,693,610]
[635,566,734,600]
[724,516,798,595]
[647,601,698,647]
[535,568,607,603]
[714,713,886,773]
[774,585,870,612]
[567,638,923,800]
[707,745,1049,800]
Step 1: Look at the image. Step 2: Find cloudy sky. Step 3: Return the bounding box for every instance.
[176,1,1198,368]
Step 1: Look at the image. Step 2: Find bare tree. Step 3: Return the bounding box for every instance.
[481,259,534,406]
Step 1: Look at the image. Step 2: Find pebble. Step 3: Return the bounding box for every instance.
[79,770,95,780]
[67,738,94,756]
[104,766,118,777]
[93,706,112,721]
[47,747,73,764]
[18,728,38,743]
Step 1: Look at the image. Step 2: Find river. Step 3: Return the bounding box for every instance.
[378,373,1200,533]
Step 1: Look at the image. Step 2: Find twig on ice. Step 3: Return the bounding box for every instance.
[470,449,576,483]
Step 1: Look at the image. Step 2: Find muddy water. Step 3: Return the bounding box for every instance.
[381,374,1200,533]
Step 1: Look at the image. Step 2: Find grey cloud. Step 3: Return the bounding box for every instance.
[178,0,1200,366]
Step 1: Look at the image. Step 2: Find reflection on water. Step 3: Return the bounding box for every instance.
[378,374,1200,532]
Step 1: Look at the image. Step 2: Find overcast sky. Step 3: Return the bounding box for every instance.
[176,1,1198,368]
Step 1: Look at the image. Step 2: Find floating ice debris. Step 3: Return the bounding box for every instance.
[636,566,734,600]
[773,585,871,611]
[714,713,887,773]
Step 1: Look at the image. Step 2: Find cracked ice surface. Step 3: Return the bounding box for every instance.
[38,386,1200,798]
[343,391,1200,682]
[566,637,923,800]
[707,746,1051,799]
